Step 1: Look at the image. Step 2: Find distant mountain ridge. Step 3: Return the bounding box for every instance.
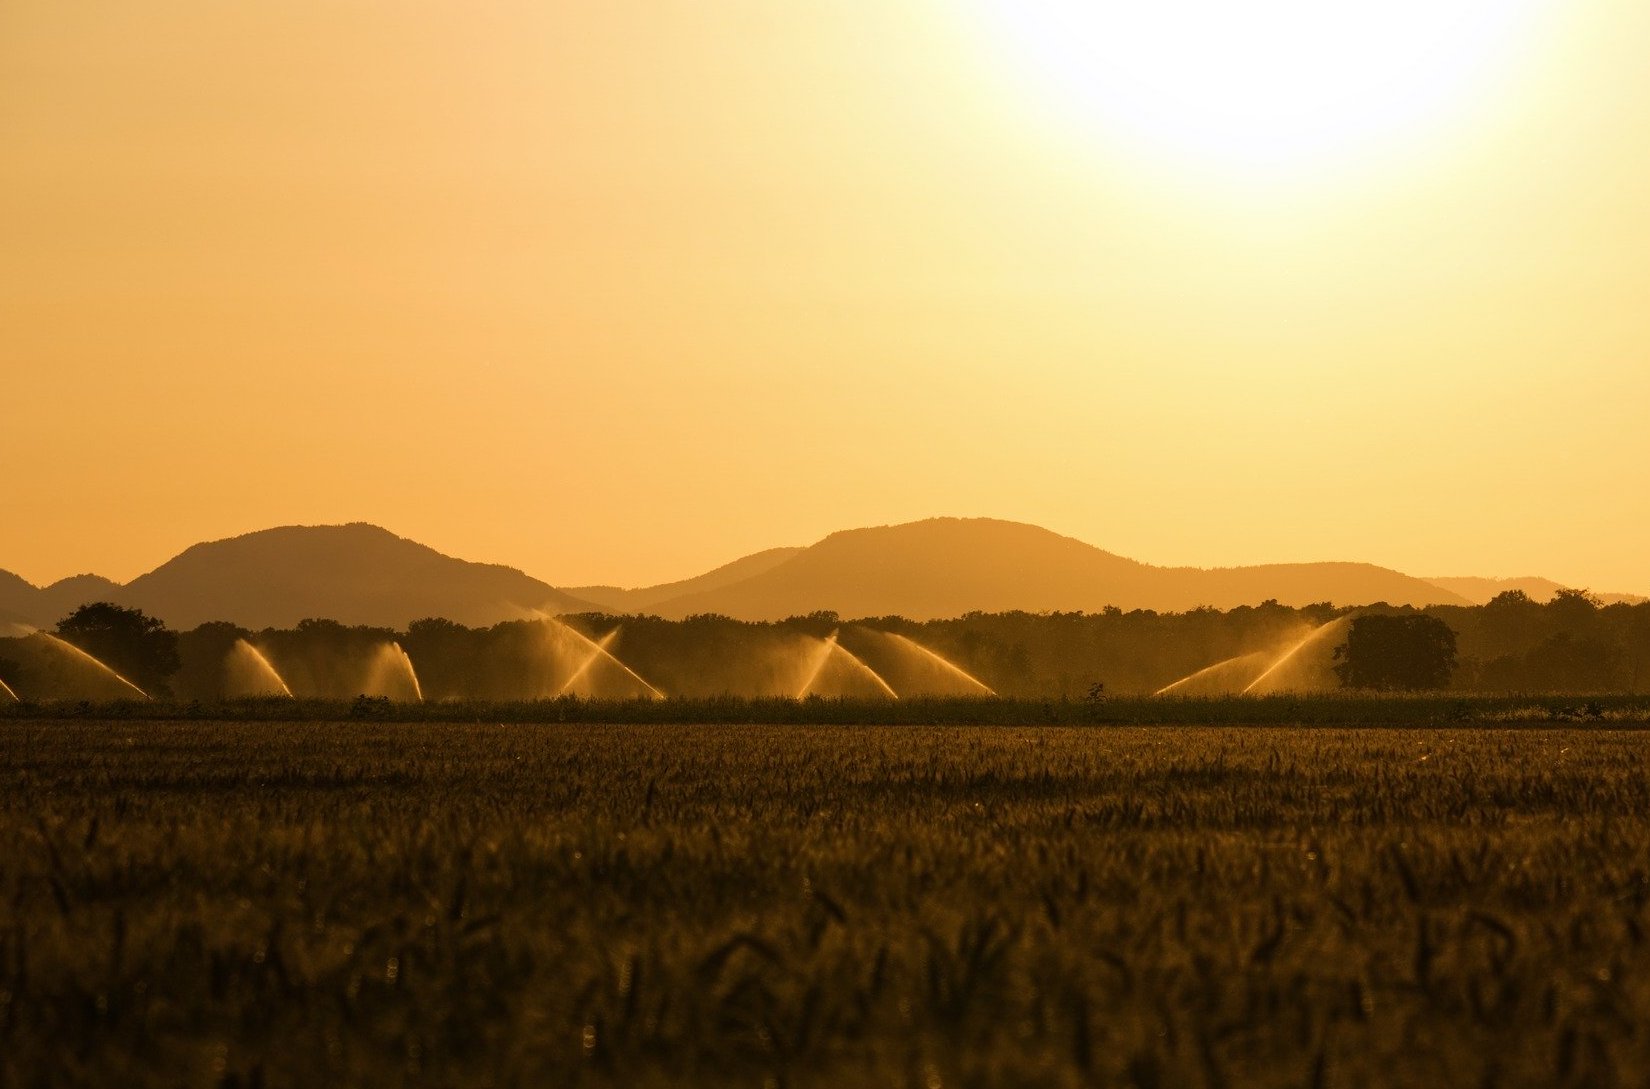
[612,518,1476,620]
[566,547,804,613]
[1,524,595,630]
[2,517,1642,629]
[0,571,123,630]
[1423,576,1647,607]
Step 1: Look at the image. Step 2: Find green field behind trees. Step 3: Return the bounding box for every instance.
[6,718,1650,1087]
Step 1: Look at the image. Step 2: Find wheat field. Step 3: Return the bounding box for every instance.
[4,719,1649,1087]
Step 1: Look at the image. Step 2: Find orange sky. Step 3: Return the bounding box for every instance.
[3,2,1648,593]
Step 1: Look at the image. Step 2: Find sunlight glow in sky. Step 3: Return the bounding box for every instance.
[974,0,1548,178]
[1,2,1646,593]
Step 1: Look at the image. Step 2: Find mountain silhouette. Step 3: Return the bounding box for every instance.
[1423,576,1647,606]
[622,518,1474,620]
[116,524,597,629]
[2,524,595,630]
[0,572,123,630]
[0,569,40,627]
[567,546,804,613]
[7,517,1644,630]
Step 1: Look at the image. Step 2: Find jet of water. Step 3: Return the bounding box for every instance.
[547,619,663,699]
[795,635,840,699]
[797,631,898,699]
[391,642,424,701]
[1243,618,1351,695]
[227,639,293,697]
[830,639,899,699]
[0,675,18,702]
[363,642,424,702]
[883,632,995,695]
[556,627,622,696]
[1154,651,1270,696]
[31,632,151,700]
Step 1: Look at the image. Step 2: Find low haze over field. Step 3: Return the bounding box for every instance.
[3,2,1649,593]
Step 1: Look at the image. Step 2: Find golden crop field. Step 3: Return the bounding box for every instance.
[5,719,1650,1087]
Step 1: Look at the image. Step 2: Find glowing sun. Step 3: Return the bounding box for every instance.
[976,0,1546,176]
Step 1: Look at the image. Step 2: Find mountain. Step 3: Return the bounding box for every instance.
[623,517,1473,621]
[1424,576,1647,607]
[567,546,804,613]
[0,571,123,629]
[40,575,125,621]
[112,523,595,630]
[8,517,1640,630]
[0,569,40,627]
[3,525,596,630]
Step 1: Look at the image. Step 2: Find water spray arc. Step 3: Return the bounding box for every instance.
[548,619,663,699]
[363,642,424,702]
[1154,651,1269,696]
[556,627,623,696]
[797,631,898,699]
[33,632,151,700]
[228,639,293,697]
[1242,618,1350,695]
[884,632,994,695]
[795,637,837,699]
[392,643,424,702]
[0,675,18,703]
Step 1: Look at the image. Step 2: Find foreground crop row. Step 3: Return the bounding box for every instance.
[4,721,1649,1087]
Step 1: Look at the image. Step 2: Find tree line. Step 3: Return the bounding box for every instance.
[0,589,1645,700]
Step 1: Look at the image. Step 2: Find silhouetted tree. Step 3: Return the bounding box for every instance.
[1547,587,1601,626]
[1522,632,1622,693]
[1628,607,1650,692]
[781,612,841,639]
[55,602,181,696]
[174,621,251,700]
[259,618,398,698]
[1333,614,1457,691]
[402,617,479,701]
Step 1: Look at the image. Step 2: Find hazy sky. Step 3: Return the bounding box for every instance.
[4,2,1648,592]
